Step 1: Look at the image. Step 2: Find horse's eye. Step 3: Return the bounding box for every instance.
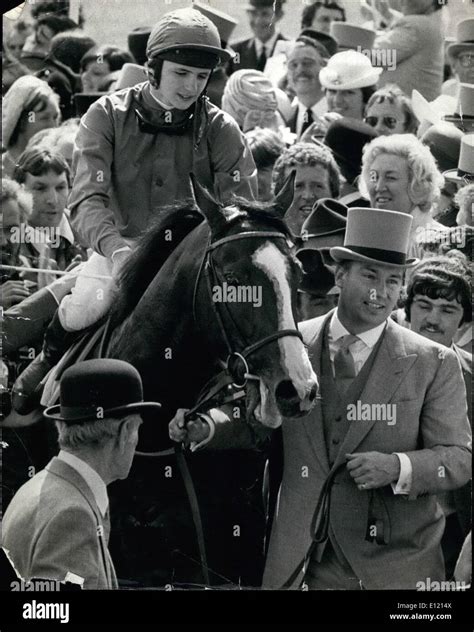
[224,272,239,285]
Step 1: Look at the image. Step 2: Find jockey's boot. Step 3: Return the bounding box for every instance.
[11,312,76,415]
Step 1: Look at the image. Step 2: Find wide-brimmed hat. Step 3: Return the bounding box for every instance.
[114,62,148,91]
[330,23,376,51]
[193,1,238,47]
[296,248,336,295]
[244,0,286,10]
[299,28,338,58]
[330,207,418,268]
[324,117,378,184]
[443,133,474,184]
[73,92,104,117]
[299,198,347,251]
[446,18,474,61]
[411,89,457,126]
[421,122,463,172]
[443,83,474,131]
[128,27,152,66]
[43,359,161,424]
[146,8,232,64]
[319,50,382,91]
[2,75,59,149]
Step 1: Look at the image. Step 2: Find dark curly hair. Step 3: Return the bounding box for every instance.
[404,253,472,325]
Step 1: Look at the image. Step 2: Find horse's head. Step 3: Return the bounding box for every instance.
[191,173,318,428]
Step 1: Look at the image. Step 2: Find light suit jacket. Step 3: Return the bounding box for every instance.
[263,311,472,589]
[2,457,117,589]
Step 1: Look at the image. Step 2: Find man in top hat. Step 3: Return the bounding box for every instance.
[169,207,472,589]
[1,359,160,589]
[229,0,288,75]
[443,84,474,133]
[443,18,474,98]
[443,134,474,188]
[262,207,471,589]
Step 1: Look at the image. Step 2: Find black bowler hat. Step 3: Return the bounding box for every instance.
[297,249,336,295]
[324,117,378,185]
[44,359,161,424]
[73,92,104,117]
[299,29,338,58]
[128,26,152,66]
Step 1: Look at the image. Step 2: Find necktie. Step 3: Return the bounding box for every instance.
[300,107,314,136]
[334,334,358,379]
[257,45,267,72]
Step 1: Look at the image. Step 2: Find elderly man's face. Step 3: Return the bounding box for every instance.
[367,153,414,215]
[410,293,464,347]
[453,50,474,85]
[311,6,344,35]
[287,45,324,98]
[285,164,332,234]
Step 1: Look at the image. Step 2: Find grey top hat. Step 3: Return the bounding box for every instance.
[443,133,474,184]
[330,207,418,268]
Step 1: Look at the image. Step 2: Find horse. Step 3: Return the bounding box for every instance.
[12,176,319,587]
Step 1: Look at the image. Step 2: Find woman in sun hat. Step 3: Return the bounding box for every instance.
[2,75,61,178]
[319,50,382,121]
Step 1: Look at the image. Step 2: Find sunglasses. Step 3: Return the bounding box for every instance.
[364,116,398,130]
[458,53,474,68]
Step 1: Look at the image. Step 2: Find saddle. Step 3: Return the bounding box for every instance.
[11,317,111,415]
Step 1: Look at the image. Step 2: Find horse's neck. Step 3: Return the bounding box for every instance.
[108,223,218,404]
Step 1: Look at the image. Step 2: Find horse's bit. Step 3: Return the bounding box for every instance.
[189,230,303,417]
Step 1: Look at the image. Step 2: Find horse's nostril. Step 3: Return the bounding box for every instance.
[275,380,298,402]
[308,383,318,402]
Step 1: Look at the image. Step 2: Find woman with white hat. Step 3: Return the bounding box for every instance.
[319,50,382,120]
[2,75,61,178]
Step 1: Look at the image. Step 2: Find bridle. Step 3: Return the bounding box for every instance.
[189,229,303,417]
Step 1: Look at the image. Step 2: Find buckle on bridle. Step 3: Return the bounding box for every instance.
[226,352,250,388]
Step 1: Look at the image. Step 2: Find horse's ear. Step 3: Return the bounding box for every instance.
[189,172,229,235]
[273,169,296,218]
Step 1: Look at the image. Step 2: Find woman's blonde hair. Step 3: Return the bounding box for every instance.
[359,133,444,212]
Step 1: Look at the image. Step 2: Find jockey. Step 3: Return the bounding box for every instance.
[12,7,258,412]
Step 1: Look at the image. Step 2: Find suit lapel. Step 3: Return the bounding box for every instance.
[288,104,298,134]
[332,320,418,470]
[301,312,333,472]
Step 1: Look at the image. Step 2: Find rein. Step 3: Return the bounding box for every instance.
[189,230,302,416]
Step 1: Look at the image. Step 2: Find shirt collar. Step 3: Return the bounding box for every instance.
[27,215,75,253]
[58,450,109,517]
[330,309,387,349]
[255,31,279,56]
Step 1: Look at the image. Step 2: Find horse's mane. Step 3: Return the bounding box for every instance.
[110,198,291,326]
[110,206,204,326]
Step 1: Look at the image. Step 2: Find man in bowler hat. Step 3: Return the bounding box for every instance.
[2,359,160,589]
